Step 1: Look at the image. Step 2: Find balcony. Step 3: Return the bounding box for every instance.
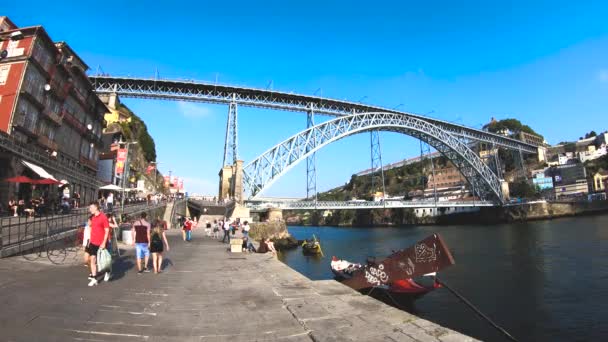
[79,155,97,171]
[37,135,59,151]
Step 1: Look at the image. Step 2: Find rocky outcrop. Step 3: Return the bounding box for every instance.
[249,221,290,240]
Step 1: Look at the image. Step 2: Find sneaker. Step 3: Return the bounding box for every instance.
[143,268,151,273]
[137,270,143,275]
[88,278,98,287]
[87,274,95,280]
[103,272,111,282]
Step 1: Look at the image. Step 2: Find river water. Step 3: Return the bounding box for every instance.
[279,214,608,342]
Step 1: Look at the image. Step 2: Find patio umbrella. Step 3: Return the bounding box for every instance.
[33,178,61,185]
[99,184,122,191]
[3,176,36,183]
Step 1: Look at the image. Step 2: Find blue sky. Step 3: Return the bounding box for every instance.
[5,1,608,196]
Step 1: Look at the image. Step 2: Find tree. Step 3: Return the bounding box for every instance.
[584,131,597,139]
[509,180,538,199]
[484,118,543,139]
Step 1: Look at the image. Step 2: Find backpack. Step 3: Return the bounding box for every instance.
[151,232,163,248]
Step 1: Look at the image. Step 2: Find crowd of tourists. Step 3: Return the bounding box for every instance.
[80,202,279,287]
[80,203,171,286]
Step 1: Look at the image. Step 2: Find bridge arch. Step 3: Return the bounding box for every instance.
[243,112,505,204]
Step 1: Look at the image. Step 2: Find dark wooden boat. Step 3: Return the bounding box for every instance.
[330,233,455,303]
[302,235,323,255]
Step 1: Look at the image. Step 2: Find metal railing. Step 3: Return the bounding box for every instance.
[246,200,496,211]
[0,201,168,258]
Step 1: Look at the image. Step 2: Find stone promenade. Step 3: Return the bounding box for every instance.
[0,227,478,342]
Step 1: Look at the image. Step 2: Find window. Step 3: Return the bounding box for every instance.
[32,40,53,72]
[0,64,10,86]
[23,67,45,103]
[15,99,39,132]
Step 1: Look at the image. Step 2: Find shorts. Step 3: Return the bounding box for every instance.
[85,243,100,256]
[135,243,150,259]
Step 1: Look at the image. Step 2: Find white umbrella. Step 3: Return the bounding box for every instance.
[99,184,122,190]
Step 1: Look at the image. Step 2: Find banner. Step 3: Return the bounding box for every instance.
[178,178,184,191]
[115,148,127,175]
[172,176,179,188]
[164,175,170,188]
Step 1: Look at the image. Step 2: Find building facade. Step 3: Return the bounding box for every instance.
[0,17,106,206]
[426,163,467,190]
[546,164,589,199]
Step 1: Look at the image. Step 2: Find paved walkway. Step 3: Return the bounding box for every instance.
[0,226,478,342]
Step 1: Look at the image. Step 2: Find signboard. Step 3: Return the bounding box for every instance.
[164,175,170,188]
[115,148,127,175]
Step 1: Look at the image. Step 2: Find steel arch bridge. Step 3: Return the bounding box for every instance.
[90,76,539,205]
[243,112,505,204]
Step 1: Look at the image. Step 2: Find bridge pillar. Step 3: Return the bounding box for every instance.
[218,160,244,204]
[223,96,238,166]
[267,207,283,222]
[306,103,317,200]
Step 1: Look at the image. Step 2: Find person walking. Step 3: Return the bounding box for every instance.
[106,192,114,213]
[182,217,193,241]
[132,212,151,274]
[150,223,170,274]
[221,218,231,243]
[107,213,120,258]
[85,202,110,286]
[212,219,220,239]
[82,216,92,267]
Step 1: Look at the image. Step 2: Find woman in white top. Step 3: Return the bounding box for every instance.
[82,217,92,266]
[242,221,250,239]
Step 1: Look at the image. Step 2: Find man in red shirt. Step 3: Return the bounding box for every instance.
[86,202,110,286]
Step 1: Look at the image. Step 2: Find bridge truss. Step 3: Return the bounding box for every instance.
[243,112,506,204]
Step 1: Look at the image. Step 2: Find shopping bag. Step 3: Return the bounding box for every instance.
[97,248,112,272]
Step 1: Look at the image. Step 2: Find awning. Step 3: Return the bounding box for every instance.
[21,160,58,182]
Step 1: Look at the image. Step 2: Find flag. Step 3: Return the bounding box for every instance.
[115,149,127,175]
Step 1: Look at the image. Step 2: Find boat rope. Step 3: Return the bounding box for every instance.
[434,276,519,342]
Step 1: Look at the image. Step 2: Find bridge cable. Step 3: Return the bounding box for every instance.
[434,276,519,342]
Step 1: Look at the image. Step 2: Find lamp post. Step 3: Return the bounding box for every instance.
[118,140,138,215]
[151,161,160,192]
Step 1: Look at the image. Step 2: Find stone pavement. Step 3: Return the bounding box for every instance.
[0,227,478,342]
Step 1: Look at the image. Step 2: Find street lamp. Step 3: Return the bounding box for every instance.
[151,161,161,192]
[118,140,138,215]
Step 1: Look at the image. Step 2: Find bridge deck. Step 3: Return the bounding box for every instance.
[91,76,538,153]
[0,228,477,341]
[247,200,496,211]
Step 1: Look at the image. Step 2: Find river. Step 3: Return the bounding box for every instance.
[279,214,608,342]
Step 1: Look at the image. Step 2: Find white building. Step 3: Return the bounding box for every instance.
[414,206,480,218]
[558,152,576,165]
[578,144,607,163]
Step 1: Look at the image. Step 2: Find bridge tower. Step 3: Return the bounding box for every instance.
[306,103,317,200]
[223,94,238,167]
[370,130,386,198]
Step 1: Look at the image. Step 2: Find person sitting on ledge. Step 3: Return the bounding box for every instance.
[261,237,277,256]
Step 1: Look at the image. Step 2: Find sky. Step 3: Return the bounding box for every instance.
[5,1,608,197]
